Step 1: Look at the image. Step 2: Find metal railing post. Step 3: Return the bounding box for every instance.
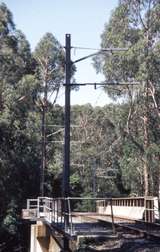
[27,199,30,210]
[60,199,63,226]
[110,198,116,234]
[56,199,58,224]
[67,198,73,235]
[37,198,40,218]
[53,199,55,222]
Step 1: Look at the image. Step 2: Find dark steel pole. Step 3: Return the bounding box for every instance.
[63,34,71,251]
[63,33,71,199]
[110,199,116,234]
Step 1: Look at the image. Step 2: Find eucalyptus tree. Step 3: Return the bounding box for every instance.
[0,3,41,251]
[94,0,160,196]
[34,33,65,195]
[0,3,35,111]
[69,104,131,198]
[0,1,39,208]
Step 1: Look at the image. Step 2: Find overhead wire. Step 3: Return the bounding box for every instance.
[71,46,105,51]
[94,87,106,107]
[71,46,129,52]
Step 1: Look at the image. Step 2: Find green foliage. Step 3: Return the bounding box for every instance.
[1,1,160,251]
[34,32,65,95]
[3,201,18,235]
[93,0,160,196]
[0,3,41,250]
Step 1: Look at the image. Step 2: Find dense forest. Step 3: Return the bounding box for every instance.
[1,1,160,251]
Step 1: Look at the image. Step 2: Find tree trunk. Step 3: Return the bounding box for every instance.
[40,105,46,196]
[40,78,48,196]
[143,116,149,196]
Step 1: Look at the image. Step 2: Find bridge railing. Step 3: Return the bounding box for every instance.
[96,196,159,223]
[22,196,159,236]
[49,197,115,235]
[22,197,115,235]
[66,197,115,235]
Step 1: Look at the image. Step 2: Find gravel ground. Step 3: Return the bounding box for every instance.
[77,236,160,251]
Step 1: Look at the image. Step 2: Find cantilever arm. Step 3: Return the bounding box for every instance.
[72,48,128,64]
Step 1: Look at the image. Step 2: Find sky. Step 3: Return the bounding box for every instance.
[2,0,118,106]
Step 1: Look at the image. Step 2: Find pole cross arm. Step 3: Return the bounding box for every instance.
[72,47,128,64]
[63,81,140,87]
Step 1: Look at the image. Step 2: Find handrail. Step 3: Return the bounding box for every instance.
[24,196,159,231]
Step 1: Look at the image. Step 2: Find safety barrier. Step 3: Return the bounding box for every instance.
[22,196,159,238]
[22,197,115,235]
[96,196,159,223]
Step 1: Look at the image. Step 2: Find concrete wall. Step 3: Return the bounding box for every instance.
[30,222,61,252]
